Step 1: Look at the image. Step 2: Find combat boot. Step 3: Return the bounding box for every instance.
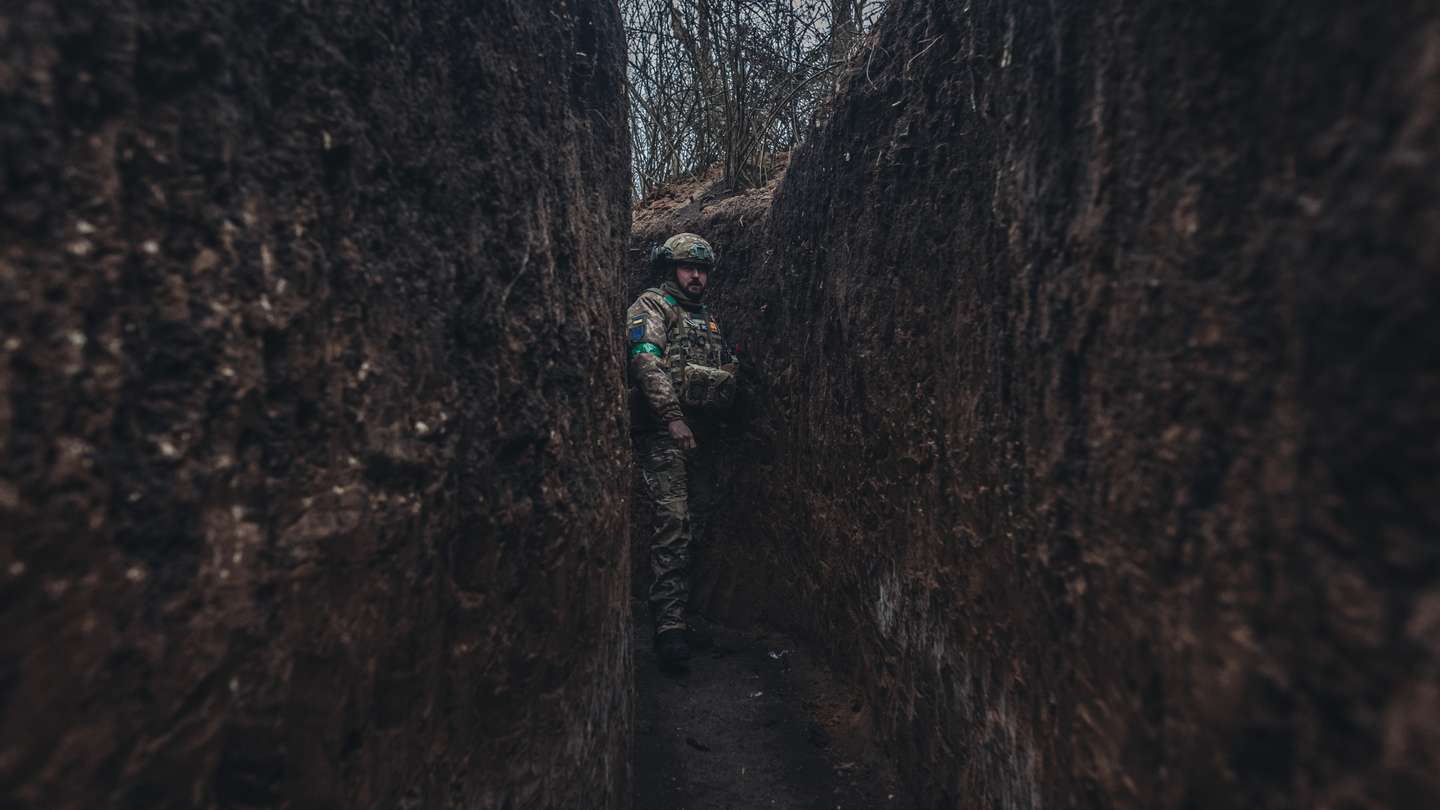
[654,628,691,665]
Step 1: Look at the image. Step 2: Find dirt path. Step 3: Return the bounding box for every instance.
[633,604,917,810]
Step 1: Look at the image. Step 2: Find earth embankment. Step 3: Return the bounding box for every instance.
[633,1,1440,807]
[1,1,631,807]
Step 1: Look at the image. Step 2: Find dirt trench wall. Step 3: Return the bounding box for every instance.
[0,2,631,808]
[637,0,1440,807]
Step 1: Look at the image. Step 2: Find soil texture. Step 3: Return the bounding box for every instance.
[0,1,631,808]
[633,607,915,810]
[632,1,1440,808]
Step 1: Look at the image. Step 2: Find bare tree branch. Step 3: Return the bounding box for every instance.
[623,0,888,197]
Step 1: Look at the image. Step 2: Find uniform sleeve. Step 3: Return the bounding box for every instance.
[626,294,683,422]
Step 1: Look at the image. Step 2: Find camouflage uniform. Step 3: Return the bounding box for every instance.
[627,278,736,634]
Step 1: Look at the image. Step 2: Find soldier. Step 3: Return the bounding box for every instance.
[627,232,738,666]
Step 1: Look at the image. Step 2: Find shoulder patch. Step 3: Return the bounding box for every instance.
[628,325,645,342]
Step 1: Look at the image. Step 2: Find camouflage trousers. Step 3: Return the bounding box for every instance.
[637,423,720,634]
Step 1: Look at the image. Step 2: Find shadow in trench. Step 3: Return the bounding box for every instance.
[632,601,917,809]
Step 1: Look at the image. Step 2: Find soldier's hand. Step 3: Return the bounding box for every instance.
[668,419,697,450]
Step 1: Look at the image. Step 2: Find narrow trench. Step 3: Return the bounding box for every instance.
[631,603,918,809]
[620,176,921,807]
[4,0,1434,807]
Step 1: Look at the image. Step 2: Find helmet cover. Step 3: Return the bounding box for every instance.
[652,233,716,269]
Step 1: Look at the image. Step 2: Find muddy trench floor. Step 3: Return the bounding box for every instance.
[632,601,917,810]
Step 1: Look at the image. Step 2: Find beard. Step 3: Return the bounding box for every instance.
[676,272,706,298]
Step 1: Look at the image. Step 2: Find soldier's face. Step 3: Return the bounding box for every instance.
[675,264,708,296]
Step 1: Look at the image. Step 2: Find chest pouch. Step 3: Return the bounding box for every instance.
[678,363,736,410]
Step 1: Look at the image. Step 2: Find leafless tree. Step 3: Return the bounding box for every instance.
[623,0,886,198]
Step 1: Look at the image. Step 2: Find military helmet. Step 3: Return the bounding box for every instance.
[652,233,717,269]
